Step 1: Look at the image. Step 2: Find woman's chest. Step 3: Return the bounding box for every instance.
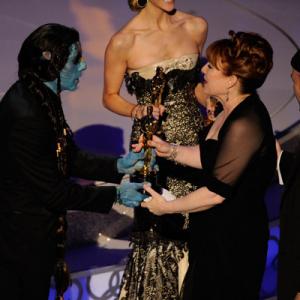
[129,30,198,68]
[205,113,225,141]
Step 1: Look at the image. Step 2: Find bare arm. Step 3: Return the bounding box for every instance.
[147,135,202,168]
[142,185,224,215]
[102,33,136,117]
[187,15,208,54]
[189,16,208,105]
[103,33,164,119]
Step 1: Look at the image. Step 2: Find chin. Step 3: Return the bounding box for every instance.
[162,0,175,11]
[165,5,175,12]
[163,0,175,4]
[63,85,77,92]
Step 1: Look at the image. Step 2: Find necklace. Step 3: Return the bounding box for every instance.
[41,85,72,177]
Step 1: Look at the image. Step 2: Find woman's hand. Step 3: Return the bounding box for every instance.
[117,150,144,174]
[132,134,145,153]
[141,185,170,216]
[147,135,172,158]
[151,104,165,120]
[133,135,177,161]
[131,104,165,120]
[117,182,147,207]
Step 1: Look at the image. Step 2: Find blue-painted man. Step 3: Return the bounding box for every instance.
[0,23,146,300]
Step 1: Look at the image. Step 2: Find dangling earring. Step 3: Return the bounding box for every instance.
[137,0,148,9]
[205,97,217,124]
[224,90,229,102]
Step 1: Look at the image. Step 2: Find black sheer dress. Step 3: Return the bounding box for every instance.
[182,94,276,300]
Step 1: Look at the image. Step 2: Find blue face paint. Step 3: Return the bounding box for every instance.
[44,43,87,93]
[60,43,87,91]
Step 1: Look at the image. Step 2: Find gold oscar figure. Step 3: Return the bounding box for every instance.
[131,67,166,192]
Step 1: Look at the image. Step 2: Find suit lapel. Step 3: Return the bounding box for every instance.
[282,150,300,197]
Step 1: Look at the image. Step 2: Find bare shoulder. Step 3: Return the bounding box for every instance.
[176,11,208,35]
[173,11,208,49]
[110,16,144,53]
[106,28,135,56]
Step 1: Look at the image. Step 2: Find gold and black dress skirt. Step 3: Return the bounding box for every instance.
[119,230,188,300]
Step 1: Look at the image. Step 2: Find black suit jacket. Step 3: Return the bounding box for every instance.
[278,148,300,300]
[0,81,122,264]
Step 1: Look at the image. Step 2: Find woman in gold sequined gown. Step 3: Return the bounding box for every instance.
[103,1,208,299]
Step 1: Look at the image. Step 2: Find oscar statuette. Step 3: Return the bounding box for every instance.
[130,67,166,193]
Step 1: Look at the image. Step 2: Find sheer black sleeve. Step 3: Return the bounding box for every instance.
[205,112,264,198]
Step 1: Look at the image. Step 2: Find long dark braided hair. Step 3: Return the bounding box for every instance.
[17,23,80,300]
[18,23,80,175]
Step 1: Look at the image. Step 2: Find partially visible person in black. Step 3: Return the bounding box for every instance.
[0,23,146,300]
[277,49,300,300]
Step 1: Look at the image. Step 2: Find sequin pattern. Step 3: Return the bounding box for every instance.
[119,55,204,300]
[119,232,187,300]
[126,55,204,198]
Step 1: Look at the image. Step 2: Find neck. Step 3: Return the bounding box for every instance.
[140,2,173,30]
[221,92,251,115]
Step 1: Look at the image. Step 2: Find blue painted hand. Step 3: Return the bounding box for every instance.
[117,150,144,174]
[117,150,158,174]
[117,182,147,207]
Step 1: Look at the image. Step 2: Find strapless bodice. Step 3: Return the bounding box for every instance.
[127,54,199,79]
[125,54,201,101]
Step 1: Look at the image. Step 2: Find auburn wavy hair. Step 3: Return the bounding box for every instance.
[206,30,273,93]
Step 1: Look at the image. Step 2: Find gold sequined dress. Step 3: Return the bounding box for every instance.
[119,54,204,300]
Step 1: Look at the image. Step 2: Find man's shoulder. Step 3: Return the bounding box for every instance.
[0,81,39,119]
